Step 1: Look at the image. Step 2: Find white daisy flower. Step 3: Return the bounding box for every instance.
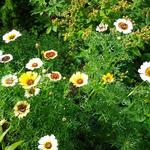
[26,58,43,70]
[24,87,40,98]
[1,74,18,87]
[138,61,150,82]
[0,54,13,63]
[96,23,108,32]
[38,135,58,150]
[114,18,133,34]
[2,29,21,43]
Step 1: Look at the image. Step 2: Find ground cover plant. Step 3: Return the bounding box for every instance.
[0,0,150,150]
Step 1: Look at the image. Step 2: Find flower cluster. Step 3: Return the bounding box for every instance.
[1,24,149,150]
[1,29,60,150]
[96,18,133,34]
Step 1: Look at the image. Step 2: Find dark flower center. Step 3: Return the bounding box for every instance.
[145,67,150,77]
[32,63,38,67]
[5,78,14,84]
[118,22,128,30]
[45,142,52,149]
[45,52,55,58]
[27,79,34,85]
[106,77,111,82]
[29,88,35,94]
[18,104,27,112]
[2,56,10,61]
[50,73,59,79]
[77,79,83,84]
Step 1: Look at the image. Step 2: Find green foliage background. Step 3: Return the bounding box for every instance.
[0,0,150,150]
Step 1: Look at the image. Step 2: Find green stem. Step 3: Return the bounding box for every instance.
[126,81,145,98]
[37,48,40,58]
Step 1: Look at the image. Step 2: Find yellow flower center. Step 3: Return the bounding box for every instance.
[27,79,34,85]
[77,79,83,84]
[18,104,27,112]
[8,34,16,40]
[2,56,10,61]
[145,67,150,77]
[32,63,38,67]
[118,22,128,30]
[5,78,14,84]
[45,142,52,149]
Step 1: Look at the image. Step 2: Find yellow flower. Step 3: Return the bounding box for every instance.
[69,72,88,87]
[13,101,30,119]
[102,73,114,84]
[19,71,41,89]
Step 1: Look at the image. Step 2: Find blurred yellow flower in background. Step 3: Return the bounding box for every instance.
[102,73,114,84]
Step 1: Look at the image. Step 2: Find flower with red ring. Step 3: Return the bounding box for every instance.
[46,71,62,81]
[43,50,58,60]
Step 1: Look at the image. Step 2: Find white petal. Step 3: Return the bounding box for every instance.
[139,74,149,81]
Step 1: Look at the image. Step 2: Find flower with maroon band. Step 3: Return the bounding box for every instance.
[114,18,133,34]
[43,50,58,60]
[0,54,13,63]
[25,58,43,70]
[47,71,62,81]
[13,101,30,119]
